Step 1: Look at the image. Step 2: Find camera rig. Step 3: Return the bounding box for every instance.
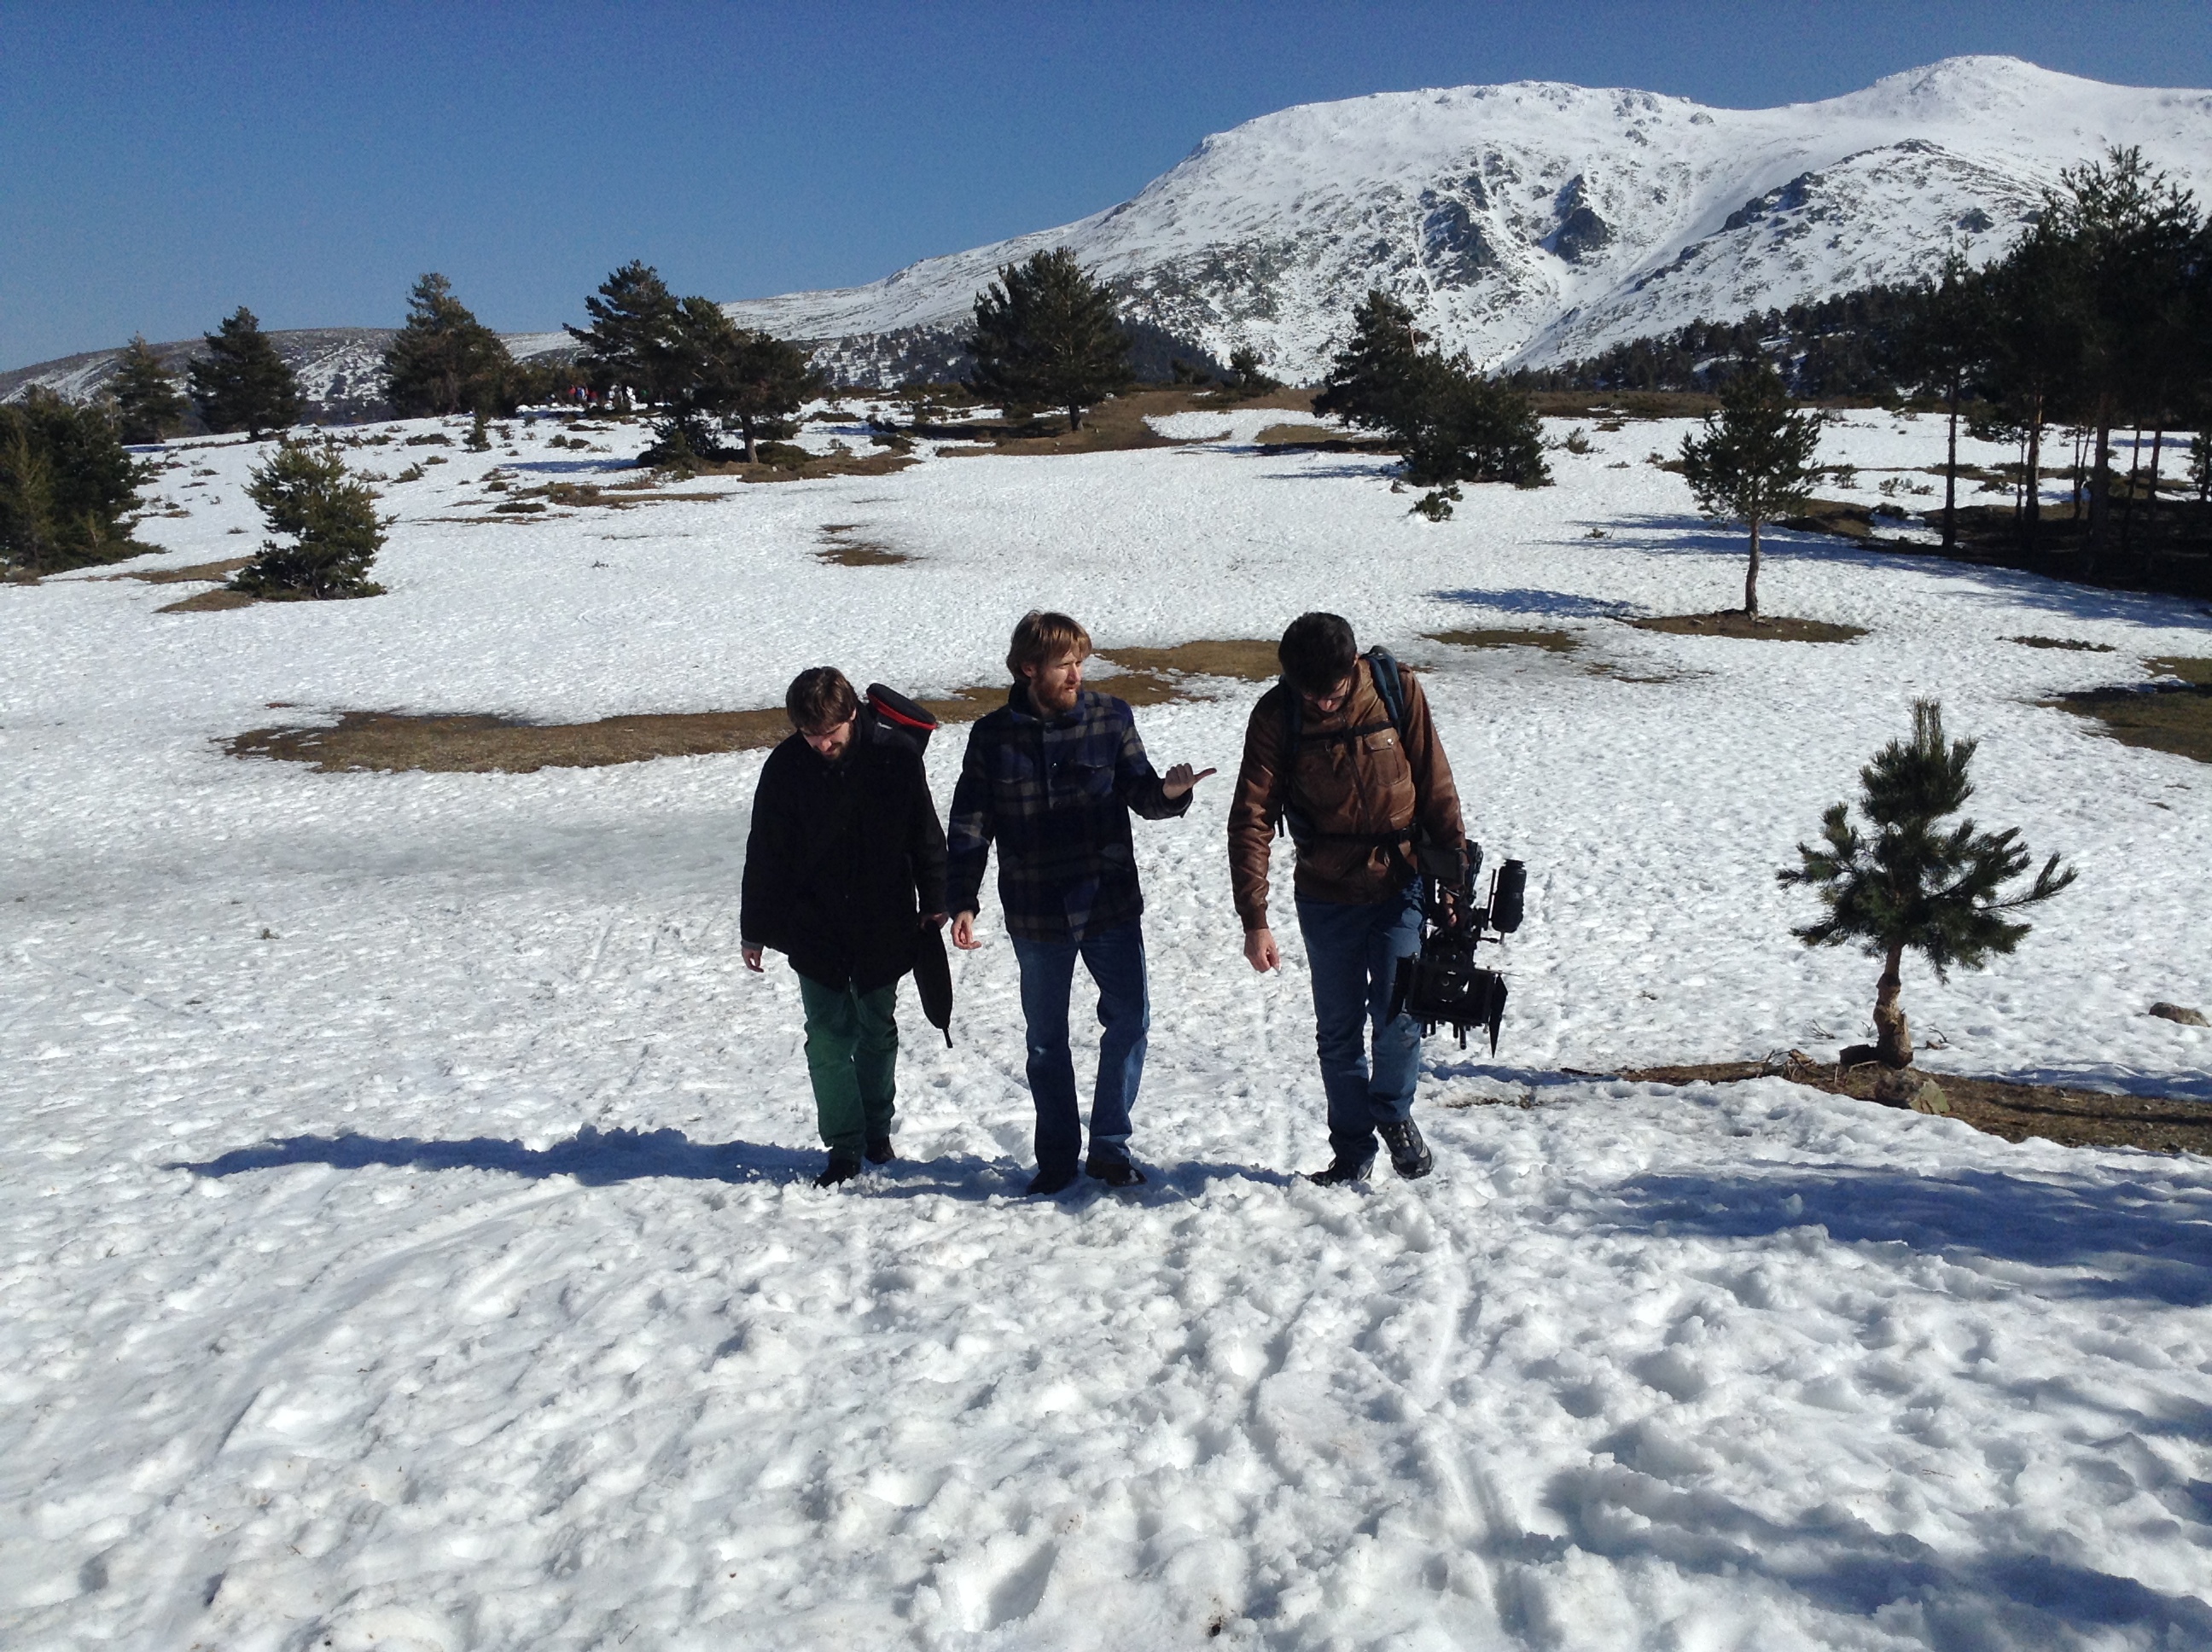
[1388,844,1526,1054]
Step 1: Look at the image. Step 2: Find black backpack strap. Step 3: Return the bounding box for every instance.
[1365,645,1406,737]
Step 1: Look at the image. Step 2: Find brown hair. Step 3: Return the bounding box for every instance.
[1006,610,1092,680]
[785,666,859,732]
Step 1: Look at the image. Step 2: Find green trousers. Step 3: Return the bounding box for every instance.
[796,974,899,1158]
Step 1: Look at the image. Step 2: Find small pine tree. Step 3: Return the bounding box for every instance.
[0,388,146,574]
[963,248,1133,432]
[231,438,386,599]
[108,335,186,444]
[1226,345,1281,398]
[1401,361,1551,493]
[187,307,301,438]
[1780,700,2073,1074]
[384,273,515,417]
[565,261,682,407]
[465,409,492,451]
[1678,365,1823,615]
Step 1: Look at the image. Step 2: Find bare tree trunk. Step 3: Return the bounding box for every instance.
[2023,393,2045,556]
[1942,372,1959,550]
[742,417,757,464]
[2087,405,2114,569]
[1744,516,1762,616]
[1068,404,1084,433]
[1873,939,1912,1068]
[2121,427,2141,559]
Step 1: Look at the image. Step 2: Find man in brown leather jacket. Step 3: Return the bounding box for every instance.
[1227,613,1465,1184]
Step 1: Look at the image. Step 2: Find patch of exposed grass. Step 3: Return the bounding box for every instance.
[1094,639,1281,681]
[223,649,1292,776]
[1425,628,1579,654]
[2010,635,2116,652]
[1617,1056,2212,1155]
[1631,612,1868,643]
[158,587,259,614]
[817,524,908,567]
[2053,656,2212,765]
[108,556,253,585]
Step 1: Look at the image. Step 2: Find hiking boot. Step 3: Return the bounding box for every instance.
[813,1155,863,1189]
[864,1131,895,1166]
[1026,1165,1080,1197]
[1306,1154,1374,1187]
[1378,1119,1434,1180]
[1086,1157,1146,1189]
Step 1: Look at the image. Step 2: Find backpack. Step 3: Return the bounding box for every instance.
[1272,645,1411,850]
[864,683,940,757]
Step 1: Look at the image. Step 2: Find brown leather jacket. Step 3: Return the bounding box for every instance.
[1228,658,1464,930]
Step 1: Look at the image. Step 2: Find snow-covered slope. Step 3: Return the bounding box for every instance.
[5,407,2211,1649]
[727,55,2212,380]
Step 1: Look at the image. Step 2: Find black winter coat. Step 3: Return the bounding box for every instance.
[739,710,949,993]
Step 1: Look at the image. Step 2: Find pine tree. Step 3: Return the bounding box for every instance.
[231,438,386,599]
[1226,345,1280,398]
[963,248,1133,432]
[2044,148,2201,562]
[187,308,301,438]
[1976,215,2086,554]
[1678,365,1823,614]
[108,335,186,444]
[1780,700,2072,1075]
[0,388,146,574]
[384,273,515,417]
[667,297,827,462]
[565,261,682,408]
[1400,361,1551,499]
[1313,290,1429,433]
[1899,251,1987,551]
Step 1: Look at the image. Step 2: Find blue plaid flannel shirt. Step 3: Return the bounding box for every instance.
[946,684,1190,942]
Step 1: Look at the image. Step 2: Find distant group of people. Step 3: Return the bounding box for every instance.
[739,609,1466,1192]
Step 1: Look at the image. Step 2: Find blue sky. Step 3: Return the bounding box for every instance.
[4,1,2209,369]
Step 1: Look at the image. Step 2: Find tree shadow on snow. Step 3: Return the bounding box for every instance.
[1536,1461,2212,1642]
[170,1128,1295,1205]
[1596,1163,2212,1307]
[1429,587,1639,621]
[1596,512,2212,632]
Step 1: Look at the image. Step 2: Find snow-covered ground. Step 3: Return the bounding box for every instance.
[4,407,2209,1649]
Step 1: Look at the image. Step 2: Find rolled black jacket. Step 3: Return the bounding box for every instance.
[739,710,949,992]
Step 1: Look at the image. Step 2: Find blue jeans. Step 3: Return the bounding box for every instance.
[1009,919,1149,1177]
[1296,884,1423,1162]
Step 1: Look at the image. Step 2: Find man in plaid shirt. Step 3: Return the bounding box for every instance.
[949,612,1214,1195]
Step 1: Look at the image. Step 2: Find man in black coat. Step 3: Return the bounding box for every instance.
[742,667,948,1187]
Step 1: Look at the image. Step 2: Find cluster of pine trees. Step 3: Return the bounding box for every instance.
[564,262,824,466]
[1531,147,2211,567]
[1313,290,1551,518]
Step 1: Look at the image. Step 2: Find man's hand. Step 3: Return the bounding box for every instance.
[742,944,765,973]
[951,911,981,950]
[1244,928,1281,973]
[1161,763,1217,800]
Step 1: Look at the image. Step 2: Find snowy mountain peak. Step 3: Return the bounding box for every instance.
[723,55,2212,385]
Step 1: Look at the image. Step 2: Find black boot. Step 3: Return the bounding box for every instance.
[1026,1165,1080,1196]
[1306,1153,1374,1187]
[864,1131,895,1166]
[813,1154,863,1189]
[1086,1157,1146,1188]
[1378,1119,1433,1180]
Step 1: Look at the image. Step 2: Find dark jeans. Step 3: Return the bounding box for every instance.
[1295,883,1423,1162]
[796,974,898,1159]
[1008,919,1149,1177]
